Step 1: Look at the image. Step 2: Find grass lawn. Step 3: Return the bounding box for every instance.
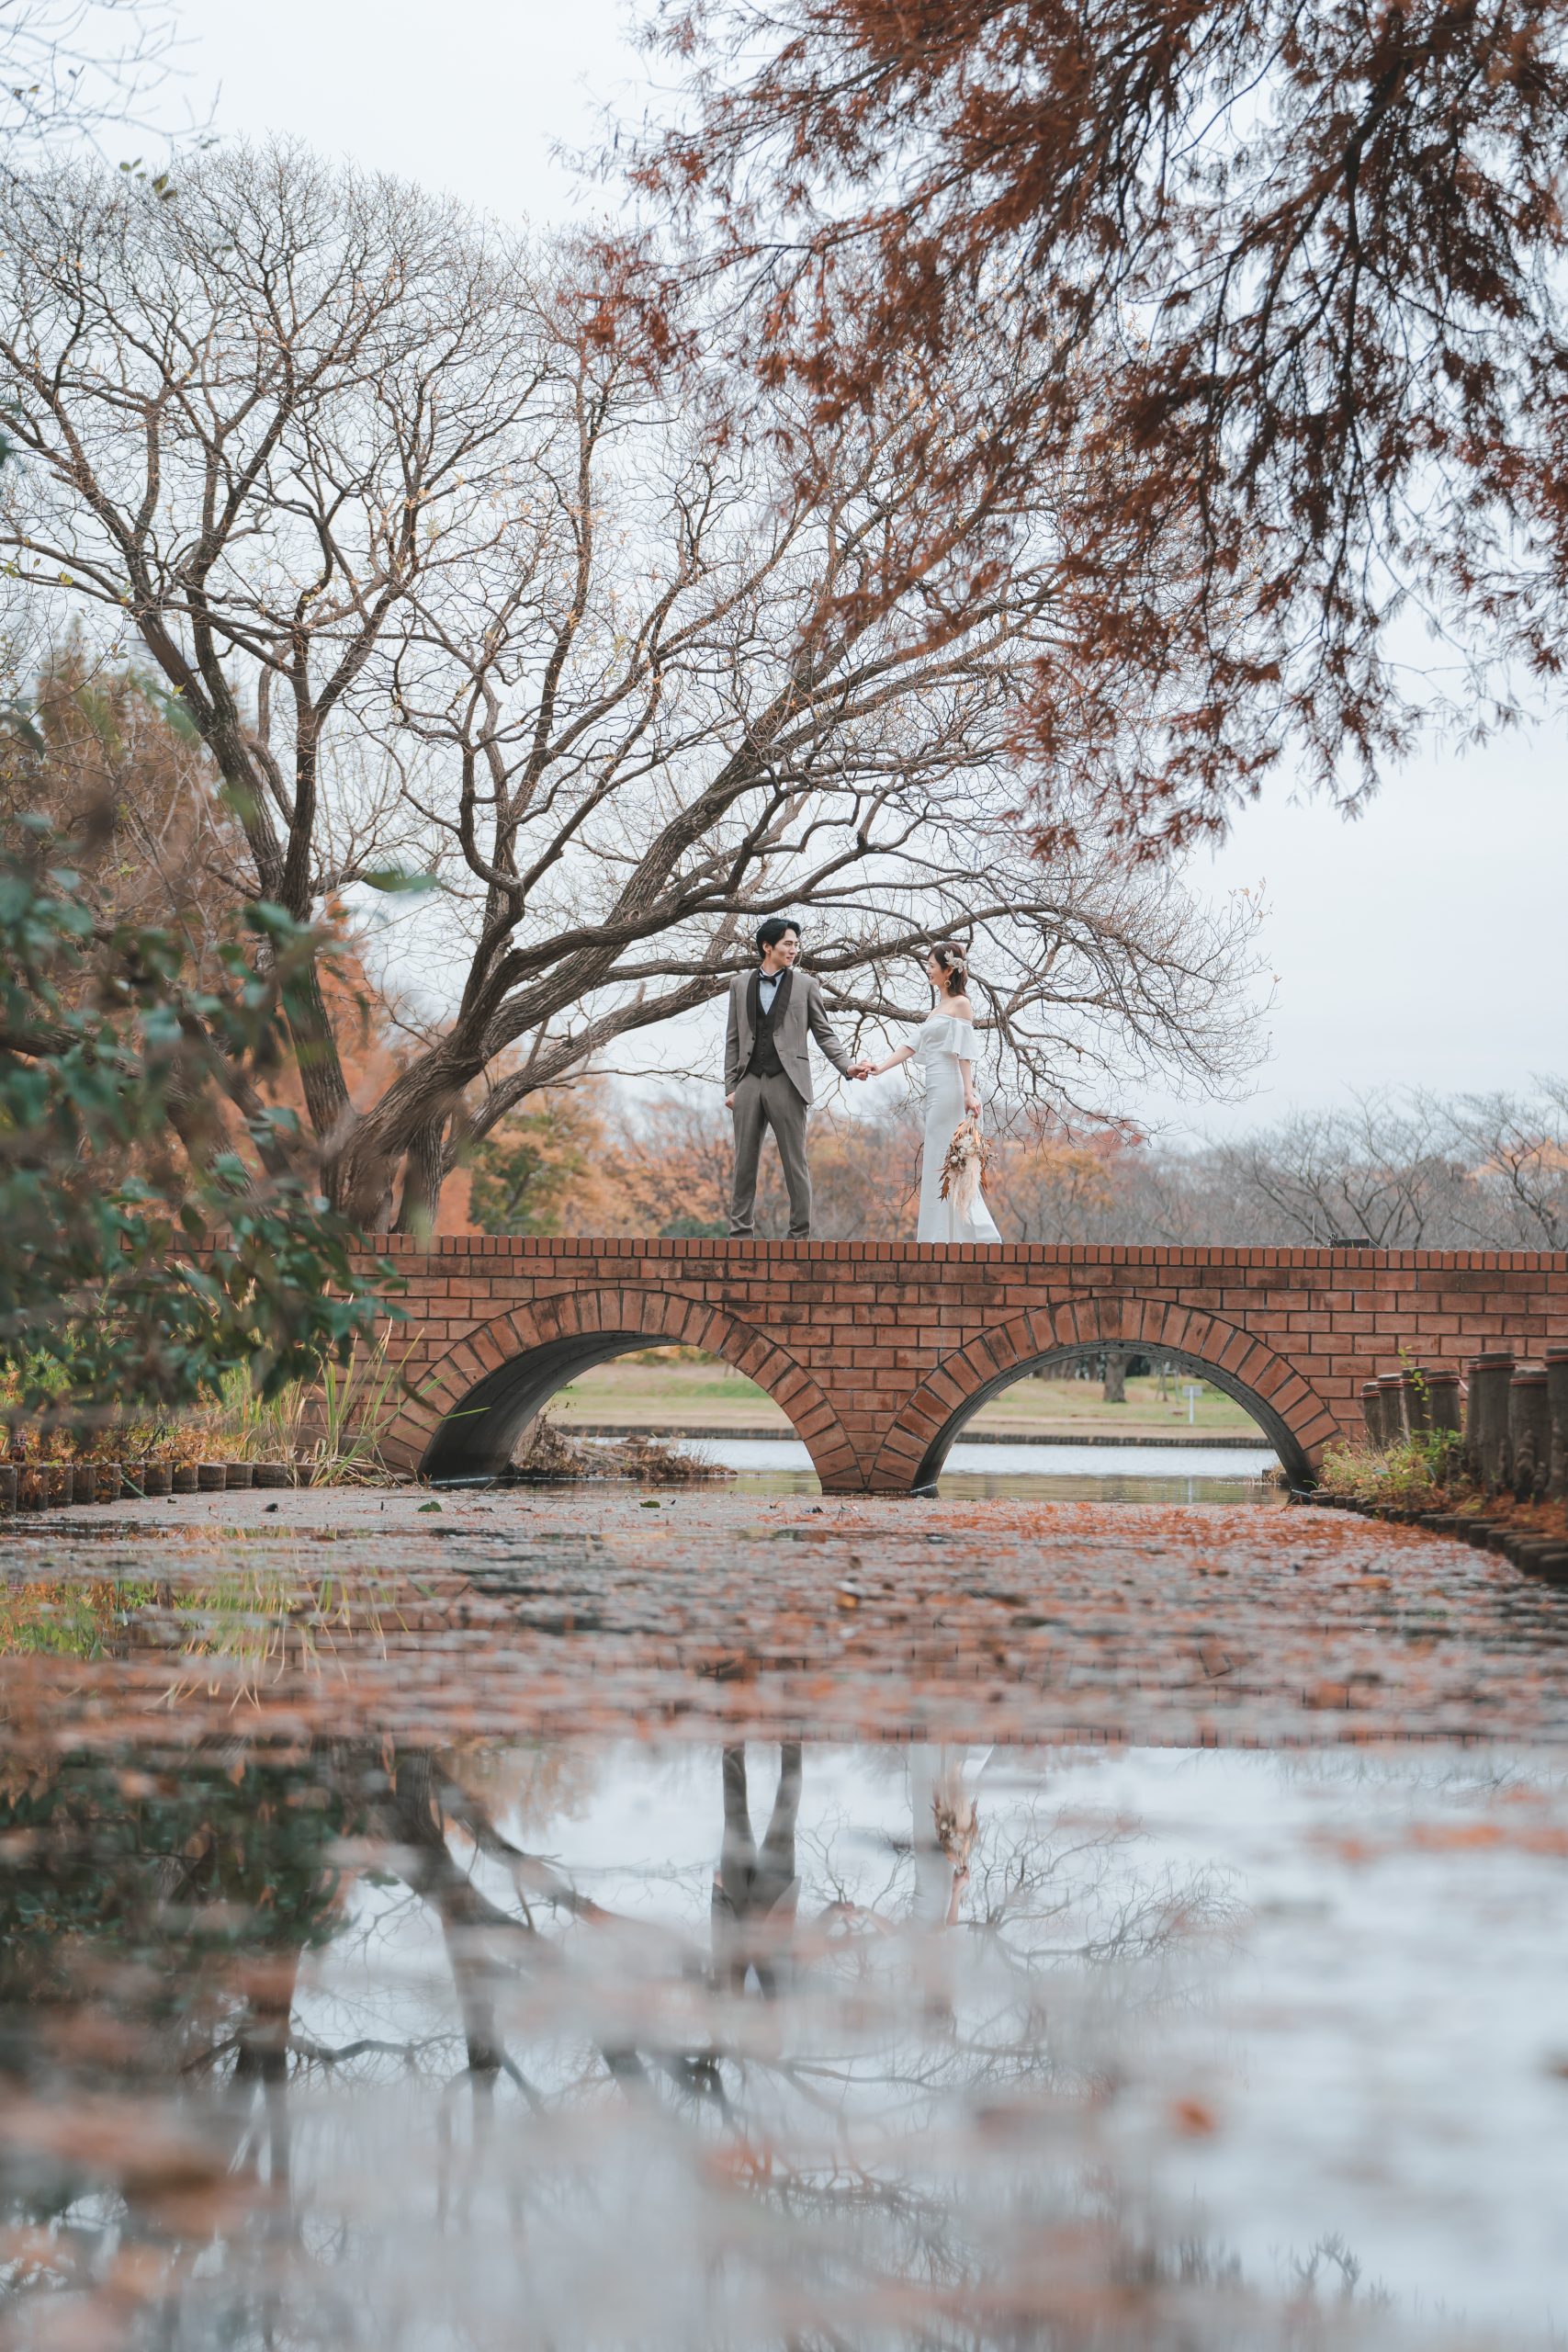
[551,1352,1260,1438]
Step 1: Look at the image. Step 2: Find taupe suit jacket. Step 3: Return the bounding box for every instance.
[724,968,854,1105]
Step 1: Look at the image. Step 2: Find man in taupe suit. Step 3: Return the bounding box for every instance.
[725,918,868,1238]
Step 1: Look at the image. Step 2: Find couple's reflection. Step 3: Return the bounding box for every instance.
[709,1742,980,2001]
[711,1739,802,1996]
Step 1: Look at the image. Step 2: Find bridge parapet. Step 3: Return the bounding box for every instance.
[363,1237,1568,1493]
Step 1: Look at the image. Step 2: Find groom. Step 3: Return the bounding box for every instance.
[725,918,868,1238]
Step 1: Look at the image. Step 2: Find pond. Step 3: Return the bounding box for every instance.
[694,1434,1285,1502]
[4,1487,1568,2347]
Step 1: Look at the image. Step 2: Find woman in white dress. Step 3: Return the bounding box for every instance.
[862,943,1002,1243]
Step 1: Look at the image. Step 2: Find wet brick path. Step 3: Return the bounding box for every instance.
[6,1490,1568,1749]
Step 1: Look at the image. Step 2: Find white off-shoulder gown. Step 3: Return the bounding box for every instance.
[914,1012,1001,1244]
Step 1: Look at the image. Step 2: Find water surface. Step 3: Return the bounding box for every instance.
[6,1487,1566,2346]
[694,1434,1283,1502]
[3,1730,1564,2347]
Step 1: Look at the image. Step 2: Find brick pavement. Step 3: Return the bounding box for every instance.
[8,1489,1568,1751]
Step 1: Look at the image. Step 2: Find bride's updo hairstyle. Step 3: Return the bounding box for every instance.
[931,942,972,1000]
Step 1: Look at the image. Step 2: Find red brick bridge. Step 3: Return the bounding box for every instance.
[373,1238,1568,1493]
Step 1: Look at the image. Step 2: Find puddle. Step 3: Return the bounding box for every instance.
[3,1732,1565,2346]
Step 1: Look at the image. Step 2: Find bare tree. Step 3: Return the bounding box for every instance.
[0,0,190,162]
[1200,1088,1568,1250]
[1434,1082,1568,1251]
[0,144,1266,1228]
[1025,1085,1568,1250]
[1210,1097,1474,1250]
[0,145,549,1212]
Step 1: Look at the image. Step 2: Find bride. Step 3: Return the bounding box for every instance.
[862,943,1002,1244]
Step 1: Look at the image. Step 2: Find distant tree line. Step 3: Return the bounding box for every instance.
[468,1079,1568,1253]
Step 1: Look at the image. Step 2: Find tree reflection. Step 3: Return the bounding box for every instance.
[0,1735,1379,2349]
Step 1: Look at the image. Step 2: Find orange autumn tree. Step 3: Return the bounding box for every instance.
[1,634,243,988]
[1,637,478,1225]
[635,0,1568,851]
[464,1080,633,1238]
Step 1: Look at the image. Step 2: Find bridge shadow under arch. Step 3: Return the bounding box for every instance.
[387,1287,858,1489]
[872,1300,1332,1492]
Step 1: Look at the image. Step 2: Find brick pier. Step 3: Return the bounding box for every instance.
[368,1238,1568,1492]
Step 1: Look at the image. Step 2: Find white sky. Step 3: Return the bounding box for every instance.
[159,0,1566,1136]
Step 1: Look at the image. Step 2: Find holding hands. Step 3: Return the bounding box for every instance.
[855,1045,913,1081]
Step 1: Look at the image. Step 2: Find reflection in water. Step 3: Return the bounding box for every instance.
[1,1737,1564,2346]
[697,1435,1286,1502]
[714,1742,803,1996]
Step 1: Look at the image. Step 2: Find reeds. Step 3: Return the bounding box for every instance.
[158,1562,408,1709]
[3,1330,429,1484]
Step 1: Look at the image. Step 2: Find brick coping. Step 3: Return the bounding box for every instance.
[361,1234,1568,1273]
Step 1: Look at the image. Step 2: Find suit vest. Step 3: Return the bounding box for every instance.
[745,967,792,1079]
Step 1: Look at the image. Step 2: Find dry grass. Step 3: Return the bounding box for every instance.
[4,1336,427,1484]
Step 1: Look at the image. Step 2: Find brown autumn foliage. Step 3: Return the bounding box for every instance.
[633,0,1568,849]
[2,636,479,1230]
[467,1082,921,1238]
[0,635,243,986]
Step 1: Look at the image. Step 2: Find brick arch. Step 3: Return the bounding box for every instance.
[868,1295,1338,1491]
[381,1284,861,1488]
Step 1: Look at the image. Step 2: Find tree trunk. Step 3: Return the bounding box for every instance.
[280,967,353,1125]
[1101,1348,1126,1405]
[331,1049,480,1236]
[325,1130,395,1235]
[393,1118,450,1238]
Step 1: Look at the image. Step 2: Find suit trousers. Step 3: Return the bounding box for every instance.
[729,1070,812,1238]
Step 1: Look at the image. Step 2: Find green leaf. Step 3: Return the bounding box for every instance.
[0,819,394,1434]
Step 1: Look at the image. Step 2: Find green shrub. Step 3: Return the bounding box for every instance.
[1318,1429,1471,1510]
[0,818,395,1442]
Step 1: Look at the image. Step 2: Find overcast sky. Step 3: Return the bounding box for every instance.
[163,0,1566,1136]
